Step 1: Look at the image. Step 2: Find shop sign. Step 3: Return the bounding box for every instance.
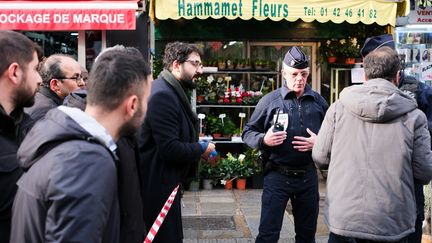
[407,0,432,24]
[0,1,137,30]
[153,0,398,26]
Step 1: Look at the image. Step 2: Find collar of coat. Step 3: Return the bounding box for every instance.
[160,69,198,140]
[40,86,63,106]
[280,84,317,100]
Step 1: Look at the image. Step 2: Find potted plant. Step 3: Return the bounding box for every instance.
[199,160,218,190]
[222,117,237,138]
[339,37,360,64]
[205,114,223,137]
[322,39,339,63]
[217,153,238,190]
[196,76,208,103]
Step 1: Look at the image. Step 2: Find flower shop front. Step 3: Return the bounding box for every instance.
[149,0,408,190]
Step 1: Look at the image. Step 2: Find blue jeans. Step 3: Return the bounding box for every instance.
[255,169,319,243]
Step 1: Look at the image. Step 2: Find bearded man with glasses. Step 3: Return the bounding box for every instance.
[25,54,85,124]
[139,42,215,243]
[243,46,328,243]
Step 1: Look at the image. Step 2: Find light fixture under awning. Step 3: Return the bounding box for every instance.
[151,0,408,26]
[0,1,138,30]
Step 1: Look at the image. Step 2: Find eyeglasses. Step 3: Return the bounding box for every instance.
[54,75,84,83]
[287,71,309,79]
[185,60,203,69]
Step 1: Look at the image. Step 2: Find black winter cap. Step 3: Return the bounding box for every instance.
[360,34,395,58]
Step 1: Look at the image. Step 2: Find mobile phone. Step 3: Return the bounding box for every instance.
[273,109,284,132]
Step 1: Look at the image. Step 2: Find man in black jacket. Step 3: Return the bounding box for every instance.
[10,48,152,243]
[25,54,85,123]
[139,42,216,243]
[0,30,42,243]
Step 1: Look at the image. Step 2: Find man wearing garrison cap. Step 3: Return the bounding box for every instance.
[242,46,328,243]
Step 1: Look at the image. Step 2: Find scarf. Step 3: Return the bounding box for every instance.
[160,70,198,140]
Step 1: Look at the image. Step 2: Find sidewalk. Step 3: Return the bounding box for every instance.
[181,177,328,242]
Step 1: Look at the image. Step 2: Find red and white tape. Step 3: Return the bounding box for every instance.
[144,185,180,243]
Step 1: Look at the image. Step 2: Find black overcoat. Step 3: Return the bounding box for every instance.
[139,76,202,243]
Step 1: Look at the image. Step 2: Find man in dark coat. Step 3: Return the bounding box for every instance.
[0,30,42,243]
[139,42,216,243]
[10,48,152,243]
[25,54,85,123]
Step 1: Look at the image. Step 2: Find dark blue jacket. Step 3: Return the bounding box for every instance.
[242,84,328,167]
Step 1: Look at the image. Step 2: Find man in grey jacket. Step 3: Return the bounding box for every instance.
[25,54,85,124]
[10,48,152,243]
[312,46,432,242]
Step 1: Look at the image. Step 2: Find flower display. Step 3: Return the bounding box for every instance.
[322,37,360,58]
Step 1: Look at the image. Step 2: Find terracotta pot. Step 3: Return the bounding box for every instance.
[327,56,337,63]
[212,133,222,138]
[196,95,206,103]
[224,180,233,190]
[236,178,246,190]
[344,57,356,65]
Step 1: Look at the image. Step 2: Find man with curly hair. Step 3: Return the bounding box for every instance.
[139,42,216,242]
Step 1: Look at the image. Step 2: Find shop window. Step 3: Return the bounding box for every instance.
[85,30,102,71]
[23,31,77,58]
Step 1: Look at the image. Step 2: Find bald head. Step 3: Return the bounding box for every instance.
[363,46,400,83]
[39,54,83,99]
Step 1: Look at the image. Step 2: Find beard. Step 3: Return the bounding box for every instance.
[179,72,198,89]
[13,74,37,108]
[119,102,145,137]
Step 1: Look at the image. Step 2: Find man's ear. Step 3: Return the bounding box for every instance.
[392,70,400,86]
[125,95,139,118]
[7,63,20,85]
[50,79,62,94]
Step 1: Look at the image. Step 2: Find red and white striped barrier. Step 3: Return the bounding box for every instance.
[144,185,180,243]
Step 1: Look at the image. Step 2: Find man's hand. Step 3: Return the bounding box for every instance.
[201,142,216,159]
[263,125,287,147]
[292,128,316,152]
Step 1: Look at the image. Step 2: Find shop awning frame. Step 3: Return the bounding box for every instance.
[150,0,410,26]
[0,1,139,30]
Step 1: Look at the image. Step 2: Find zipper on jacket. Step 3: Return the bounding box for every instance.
[295,98,303,133]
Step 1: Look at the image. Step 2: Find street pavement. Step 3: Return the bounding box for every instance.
[181,175,329,243]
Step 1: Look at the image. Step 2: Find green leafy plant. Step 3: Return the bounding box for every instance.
[217,153,238,181]
[196,76,209,96]
[322,39,340,57]
[199,160,219,186]
[222,117,237,137]
[205,114,223,135]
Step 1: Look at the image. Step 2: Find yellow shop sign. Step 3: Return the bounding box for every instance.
[152,0,404,26]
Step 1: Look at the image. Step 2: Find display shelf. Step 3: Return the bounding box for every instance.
[203,70,279,75]
[197,104,257,108]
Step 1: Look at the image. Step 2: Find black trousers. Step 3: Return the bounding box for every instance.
[407,182,424,243]
[255,169,319,243]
